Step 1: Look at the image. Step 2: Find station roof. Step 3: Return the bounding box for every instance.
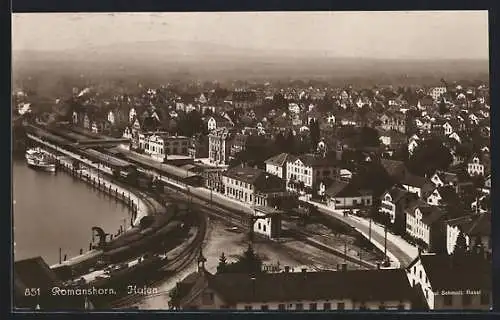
[82,149,132,168]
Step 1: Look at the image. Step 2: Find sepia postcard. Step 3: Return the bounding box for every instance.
[12,11,491,311]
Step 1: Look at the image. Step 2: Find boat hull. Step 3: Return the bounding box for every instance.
[27,162,56,172]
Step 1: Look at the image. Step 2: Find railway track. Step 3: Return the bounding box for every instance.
[109,208,208,308]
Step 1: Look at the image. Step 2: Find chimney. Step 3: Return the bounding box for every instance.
[341,263,347,271]
[284,266,290,273]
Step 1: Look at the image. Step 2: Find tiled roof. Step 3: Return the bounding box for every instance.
[384,186,412,203]
[325,176,372,198]
[223,166,284,189]
[436,186,459,204]
[264,153,290,167]
[14,257,61,291]
[419,206,446,225]
[208,269,416,304]
[417,253,491,291]
[380,159,406,179]
[400,174,431,188]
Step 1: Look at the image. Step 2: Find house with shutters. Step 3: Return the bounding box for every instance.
[405,201,447,251]
[380,186,418,231]
[285,154,338,195]
[467,154,491,177]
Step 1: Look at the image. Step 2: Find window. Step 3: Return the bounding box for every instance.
[444,295,453,306]
[244,306,253,310]
[412,279,416,286]
[323,303,331,310]
[419,270,422,279]
[261,305,269,311]
[263,225,266,232]
[278,304,286,310]
[481,292,490,305]
[309,303,317,310]
[337,302,345,310]
[462,294,472,306]
[295,303,303,310]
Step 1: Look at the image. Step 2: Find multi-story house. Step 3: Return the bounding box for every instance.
[208,128,232,165]
[445,212,491,256]
[425,184,461,206]
[380,186,418,231]
[467,154,491,177]
[206,115,233,132]
[188,135,209,159]
[405,201,446,251]
[429,87,447,101]
[264,153,291,179]
[138,133,190,160]
[379,112,406,134]
[174,259,422,311]
[406,253,491,310]
[400,174,434,199]
[232,91,257,110]
[221,166,286,207]
[325,177,373,210]
[286,154,338,194]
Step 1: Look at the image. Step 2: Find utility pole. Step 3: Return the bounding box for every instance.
[369,215,372,242]
[344,242,347,263]
[384,225,388,263]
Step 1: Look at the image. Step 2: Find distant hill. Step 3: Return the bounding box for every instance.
[12,40,489,85]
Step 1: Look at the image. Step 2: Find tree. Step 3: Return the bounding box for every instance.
[407,138,453,176]
[438,98,449,115]
[358,126,380,148]
[285,130,297,154]
[309,119,320,152]
[177,110,206,137]
[454,231,468,255]
[168,285,181,310]
[274,132,287,153]
[216,252,228,274]
[236,245,263,274]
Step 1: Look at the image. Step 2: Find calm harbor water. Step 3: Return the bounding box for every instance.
[13,157,131,265]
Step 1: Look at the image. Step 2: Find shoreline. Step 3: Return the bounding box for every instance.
[36,152,154,269]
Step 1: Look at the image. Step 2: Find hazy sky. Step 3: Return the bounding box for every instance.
[13,11,489,60]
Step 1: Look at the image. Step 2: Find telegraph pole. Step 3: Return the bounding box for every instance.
[344,242,347,263]
[384,225,388,263]
[369,216,372,242]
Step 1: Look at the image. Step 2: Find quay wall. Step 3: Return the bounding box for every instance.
[26,144,154,270]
